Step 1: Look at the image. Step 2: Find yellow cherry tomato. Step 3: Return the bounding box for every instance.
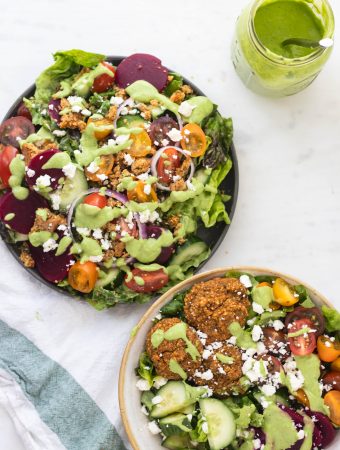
[324,390,340,426]
[84,155,114,182]
[128,130,153,157]
[87,117,113,140]
[294,389,310,408]
[68,261,98,293]
[317,335,340,363]
[127,180,157,203]
[272,277,299,307]
[331,357,340,372]
[180,123,207,157]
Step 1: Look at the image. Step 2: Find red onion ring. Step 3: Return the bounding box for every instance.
[134,212,147,239]
[113,98,135,128]
[150,146,195,191]
[175,112,183,130]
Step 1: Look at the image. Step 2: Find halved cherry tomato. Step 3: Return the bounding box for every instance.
[0,116,34,148]
[92,62,116,93]
[294,389,310,408]
[285,306,325,337]
[323,390,340,426]
[87,117,113,140]
[317,335,340,362]
[331,357,340,372]
[0,145,18,187]
[111,216,138,239]
[262,327,288,357]
[128,130,153,157]
[322,371,340,391]
[157,147,181,184]
[17,102,32,121]
[83,192,107,209]
[273,278,299,307]
[85,155,114,182]
[288,318,316,356]
[257,282,271,287]
[68,261,98,293]
[125,268,169,293]
[180,123,207,157]
[127,180,157,203]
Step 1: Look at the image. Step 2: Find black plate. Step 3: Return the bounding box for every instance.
[0,56,239,300]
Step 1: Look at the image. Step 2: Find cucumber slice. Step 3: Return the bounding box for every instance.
[159,413,192,436]
[199,398,235,450]
[95,268,120,288]
[151,381,206,419]
[116,114,146,129]
[170,237,209,271]
[141,391,154,412]
[162,434,192,450]
[179,404,195,415]
[59,169,88,212]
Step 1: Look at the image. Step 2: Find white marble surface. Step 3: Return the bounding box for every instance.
[0,0,339,448]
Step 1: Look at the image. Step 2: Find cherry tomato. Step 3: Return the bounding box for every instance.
[87,117,113,140]
[285,306,325,337]
[0,145,18,187]
[317,335,340,362]
[322,371,340,391]
[112,216,138,239]
[128,130,153,157]
[0,116,34,148]
[331,357,340,372]
[180,123,207,157]
[157,147,182,184]
[125,268,169,293]
[323,390,340,426]
[257,354,282,375]
[273,278,299,307]
[68,261,98,293]
[17,102,32,121]
[148,116,179,146]
[288,318,316,356]
[294,388,310,408]
[127,180,157,203]
[262,327,288,357]
[92,62,116,93]
[83,192,107,209]
[85,155,114,182]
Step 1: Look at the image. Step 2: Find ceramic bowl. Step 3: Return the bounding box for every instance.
[119,266,339,450]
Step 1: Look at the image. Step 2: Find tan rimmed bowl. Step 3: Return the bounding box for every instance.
[119,266,339,450]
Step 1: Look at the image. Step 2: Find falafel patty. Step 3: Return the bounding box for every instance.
[193,344,243,396]
[184,277,250,343]
[146,318,203,380]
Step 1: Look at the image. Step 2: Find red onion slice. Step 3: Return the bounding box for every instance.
[113,98,135,128]
[150,146,195,191]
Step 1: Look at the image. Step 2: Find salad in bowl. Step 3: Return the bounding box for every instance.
[0,50,236,308]
[119,268,340,450]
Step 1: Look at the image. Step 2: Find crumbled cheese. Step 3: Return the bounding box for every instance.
[62,163,76,179]
[81,108,91,117]
[273,320,285,331]
[137,172,151,181]
[148,421,162,435]
[253,438,262,450]
[151,395,163,405]
[256,342,266,354]
[141,405,149,416]
[110,96,124,106]
[252,325,263,342]
[252,302,264,314]
[50,192,61,210]
[43,238,58,253]
[161,139,169,147]
[139,210,160,223]
[202,349,212,360]
[52,130,67,137]
[71,105,82,113]
[297,430,305,440]
[240,274,252,288]
[35,174,51,188]
[88,255,103,263]
[136,379,150,391]
[178,100,195,117]
[116,134,130,145]
[167,127,182,142]
[186,180,196,191]
[226,336,237,345]
[201,421,209,434]
[123,153,134,166]
[76,227,91,236]
[143,184,151,195]
[287,371,305,391]
[96,173,108,181]
[153,377,167,389]
[26,168,35,178]
[93,228,103,240]
[120,107,128,116]
[260,384,276,397]
[194,369,213,381]
[86,161,99,173]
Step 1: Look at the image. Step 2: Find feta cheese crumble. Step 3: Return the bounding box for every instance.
[178,100,195,117]
[43,238,58,253]
[167,127,182,142]
[240,274,252,288]
[62,163,76,179]
[148,421,162,435]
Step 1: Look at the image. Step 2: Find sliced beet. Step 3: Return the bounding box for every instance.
[29,234,74,283]
[0,116,35,148]
[48,99,62,123]
[278,405,305,450]
[115,53,168,91]
[26,149,64,191]
[305,410,336,448]
[146,225,175,264]
[149,116,179,146]
[17,103,32,121]
[0,191,48,234]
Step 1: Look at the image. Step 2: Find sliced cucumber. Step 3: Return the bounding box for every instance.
[162,434,192,450]
[159,413,192,436]
[199,398,235,450]
[116,114,146,129]
[194,168,211,184]
[179,404,195,415]
[170,237,209,271]
[95,268,120,288]
[151,381,206,419]
[59,169,88,212]
[141,391,154,412]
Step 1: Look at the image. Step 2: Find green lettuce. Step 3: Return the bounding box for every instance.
[137,352,156,387]
[86,285,152,310]
[322,306,340,332]
[189,415,208,443]
[35,49,105,102]
[163,72,183,97]
[202,112,233,168]
[160,292,186,319]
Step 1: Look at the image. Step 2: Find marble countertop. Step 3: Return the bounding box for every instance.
[0,0,339,447]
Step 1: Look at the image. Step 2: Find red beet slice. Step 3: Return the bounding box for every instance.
[0,191,48,234]
[0,116,35,148]
[48,99,62,123]
[305,410,336,448]
[26,149,64,191]
[146,225,175,264]
[115,53,168,91]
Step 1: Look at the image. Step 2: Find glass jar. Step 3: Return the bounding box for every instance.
[231,0,335,97]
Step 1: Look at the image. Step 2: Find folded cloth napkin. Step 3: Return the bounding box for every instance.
[0,241,150,450]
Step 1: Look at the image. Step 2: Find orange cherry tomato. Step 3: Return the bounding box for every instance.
[83,192,107,209]
[180,123,207,157]
[127,130,153,157]
[317,335,340,362]
[257,282,271,287]
[272,278,299,307]
[85,155,114,182]
[68,261,98,293]
[294,389,310,408]
[87,117,113,140]
[323,390,340,426]
[331,357,340,372]
[127,180,157,203]
[92,62,116,93]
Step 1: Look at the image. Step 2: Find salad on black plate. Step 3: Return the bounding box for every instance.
[136,272,340,449]
[0,50,234,309]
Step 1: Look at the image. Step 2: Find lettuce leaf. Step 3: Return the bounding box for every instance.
[35,49,105,102]
[137,352,156,388]
[202,112,233,169]
[160,292,186,318]
[86,285,152,310]
[322,306,340,332]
